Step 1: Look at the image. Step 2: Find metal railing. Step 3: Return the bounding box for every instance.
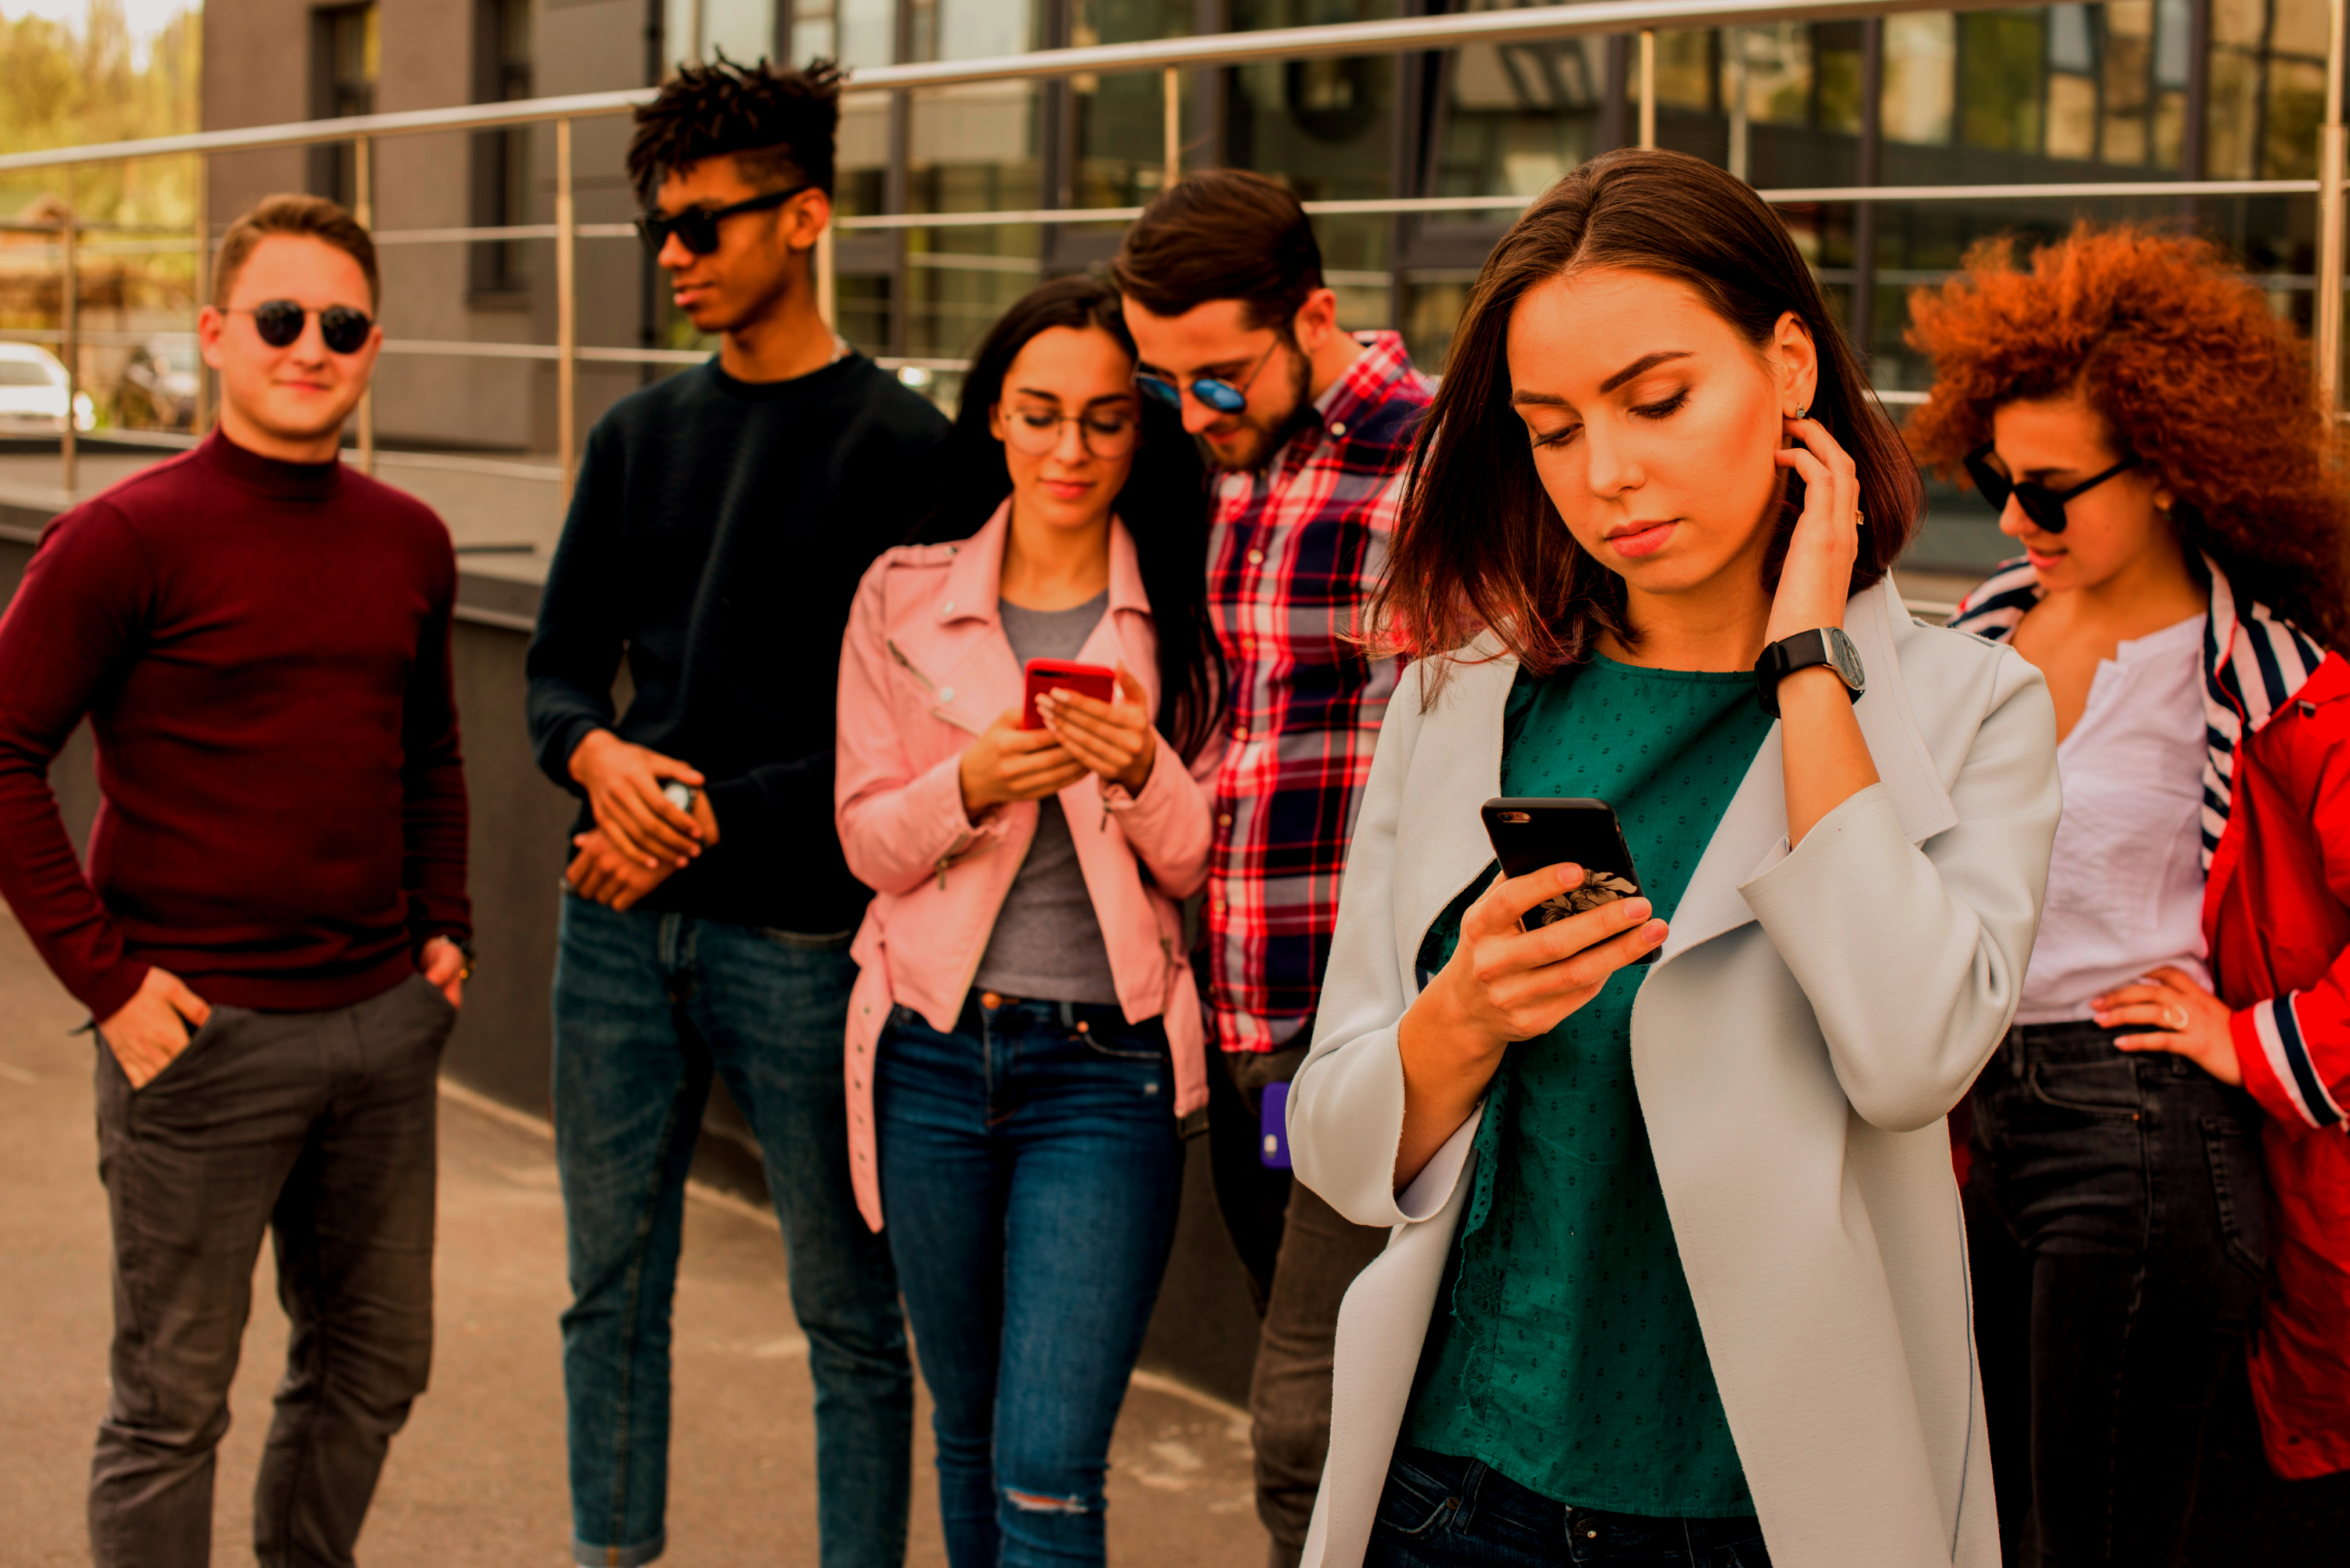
[0,0,2342,504]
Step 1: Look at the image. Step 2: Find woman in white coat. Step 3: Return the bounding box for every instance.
[1288,149,2060,1568]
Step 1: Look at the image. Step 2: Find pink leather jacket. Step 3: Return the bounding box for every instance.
[833,503,1219,1230]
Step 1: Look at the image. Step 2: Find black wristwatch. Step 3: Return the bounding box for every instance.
[1754,627,1866,718]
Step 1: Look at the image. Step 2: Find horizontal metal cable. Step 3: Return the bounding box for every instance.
[0,0,2102,173]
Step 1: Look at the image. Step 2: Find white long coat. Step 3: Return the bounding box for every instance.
[1289,579,2060,1568]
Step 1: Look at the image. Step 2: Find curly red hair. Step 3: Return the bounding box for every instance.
[1904,223,2350,648]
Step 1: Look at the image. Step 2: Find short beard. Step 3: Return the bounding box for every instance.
[1204,335,1317,473]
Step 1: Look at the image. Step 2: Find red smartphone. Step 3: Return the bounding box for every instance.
[1021,659,1117,728]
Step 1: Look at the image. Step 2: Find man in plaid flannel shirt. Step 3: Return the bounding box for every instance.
[1115,171,1434,1568]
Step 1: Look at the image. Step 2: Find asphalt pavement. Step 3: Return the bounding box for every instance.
[0,910,1263,1566]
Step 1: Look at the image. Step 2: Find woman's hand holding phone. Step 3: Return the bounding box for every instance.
[1036,664,1155,793]
[960,710,1090,817]
[1392,862,1666,1189]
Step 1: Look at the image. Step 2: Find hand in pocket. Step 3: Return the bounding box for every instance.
[98,967,212,1089]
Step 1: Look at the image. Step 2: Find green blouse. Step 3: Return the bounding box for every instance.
[1401,655,1774,1516]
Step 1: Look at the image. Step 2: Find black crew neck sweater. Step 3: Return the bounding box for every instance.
[526,352,950,933]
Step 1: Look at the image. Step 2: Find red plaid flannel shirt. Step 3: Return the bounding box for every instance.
[1203,331,1433,1053]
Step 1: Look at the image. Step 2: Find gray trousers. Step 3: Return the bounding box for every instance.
[89,971,455,1568]
[1251,1179,1390,1568]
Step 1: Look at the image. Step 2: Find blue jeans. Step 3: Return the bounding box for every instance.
[877,995,1184,1568]
[1366,1450,1771,1567]
[552,895,912,1568]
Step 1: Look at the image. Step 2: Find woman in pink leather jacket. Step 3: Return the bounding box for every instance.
[832,275,1221,1568]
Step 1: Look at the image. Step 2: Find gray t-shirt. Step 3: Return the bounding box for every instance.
[972,592,1122,1006]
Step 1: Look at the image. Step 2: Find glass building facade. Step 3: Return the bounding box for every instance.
[653,0,2337,570]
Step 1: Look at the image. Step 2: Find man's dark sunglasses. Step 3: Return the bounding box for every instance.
[636,185,809,255]
[1965,441,2139,533]
[236,300,374,355]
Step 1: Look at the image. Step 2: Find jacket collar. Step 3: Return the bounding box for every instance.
[1949,553,2330,867]
[1397,578,1950,968]
[937,499,1153,628]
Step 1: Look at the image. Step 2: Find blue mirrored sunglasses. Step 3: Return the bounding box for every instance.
[1134,338,1282,415]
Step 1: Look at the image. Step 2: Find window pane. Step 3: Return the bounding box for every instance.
[1227,0,1398,201]
[701,0,774,64]
[1072,0,1192,209]
[1959,10,2045,151]
[1882,14,1955,145]
[2271,0,2330,57]
[2048,3,2095,71]
[2048,71,2097,159]
[1436,34,1602,196]
[840,0,895,66]
[2210,0,2265,48]
[1734,23,1813,127]
[2204,46,2261,179]
[2263,57,2326,178]
[1654,30,1713,111]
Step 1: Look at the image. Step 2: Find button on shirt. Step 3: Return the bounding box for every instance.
[2018,613,2215,1021]
[1203,331,1434,1053]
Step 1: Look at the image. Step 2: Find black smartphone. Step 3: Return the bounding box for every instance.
[1479,797,1658,964]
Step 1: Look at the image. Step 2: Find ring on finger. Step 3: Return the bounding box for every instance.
[2164,1004,2188,1031]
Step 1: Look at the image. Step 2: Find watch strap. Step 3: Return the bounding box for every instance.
[1754,628,1861,719]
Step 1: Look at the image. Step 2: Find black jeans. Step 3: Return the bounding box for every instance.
[1966,1021,2269,1568]
[1365,1448,1770,1567]
[89,972,454,1568]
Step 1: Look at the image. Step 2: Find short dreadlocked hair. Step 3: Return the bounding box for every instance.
[626,54,843,204]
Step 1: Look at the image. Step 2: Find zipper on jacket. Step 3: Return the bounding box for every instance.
[891,638,987,736]
[887,638,938,694]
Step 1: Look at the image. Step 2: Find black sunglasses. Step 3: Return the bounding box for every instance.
[1965,442,2139,533]
[637,185,809,256]
[235,300,374,355]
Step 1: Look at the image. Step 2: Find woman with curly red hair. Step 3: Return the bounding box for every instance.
[1909,223,2350,1565]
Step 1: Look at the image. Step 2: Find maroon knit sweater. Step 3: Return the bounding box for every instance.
[0,430,469,1018]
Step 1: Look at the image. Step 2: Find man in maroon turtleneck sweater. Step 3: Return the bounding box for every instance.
[0,195,469,1568]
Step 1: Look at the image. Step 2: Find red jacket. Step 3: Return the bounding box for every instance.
[1955,558,2350,1479]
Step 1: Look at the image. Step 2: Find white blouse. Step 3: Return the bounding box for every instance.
[2017,613,2214,1023]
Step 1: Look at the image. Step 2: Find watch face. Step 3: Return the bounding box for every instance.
[1825,627,1867,692]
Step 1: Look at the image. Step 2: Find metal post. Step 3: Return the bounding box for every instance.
[557,115,579,504]
[1639,29,1657,149]
[2319,0,2346,417]
[1726,28,1749,179]
[60,178,78,497]
[1163,64,1182,186]
[816,222,837,327]
[354,134,376,475]
[1852,19,1883,360]
[193,153,212,434]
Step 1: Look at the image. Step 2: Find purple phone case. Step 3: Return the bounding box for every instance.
[1260,1080,1292,1169]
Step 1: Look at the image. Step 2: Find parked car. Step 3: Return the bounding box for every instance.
[117,338,201,431]
[0,343,96,433]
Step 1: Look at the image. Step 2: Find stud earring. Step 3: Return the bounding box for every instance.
[1792,403,1806,421]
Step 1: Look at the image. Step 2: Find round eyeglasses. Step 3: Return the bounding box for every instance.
[1135,337,1282,415]
[1965,441,2140,534]
[1001,405,1141,458]
[233,300,374,356]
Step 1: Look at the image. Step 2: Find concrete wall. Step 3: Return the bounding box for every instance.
[0,506,1264,1407]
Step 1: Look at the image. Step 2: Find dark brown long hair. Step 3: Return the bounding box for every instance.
[1905,224,2350,649]
[1369,149,1922,681]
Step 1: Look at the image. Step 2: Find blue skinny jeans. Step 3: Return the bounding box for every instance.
[552,895,913,1568]
[876,995,1184,1568]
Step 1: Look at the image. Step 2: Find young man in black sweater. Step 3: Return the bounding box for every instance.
[525,59,946,1568]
